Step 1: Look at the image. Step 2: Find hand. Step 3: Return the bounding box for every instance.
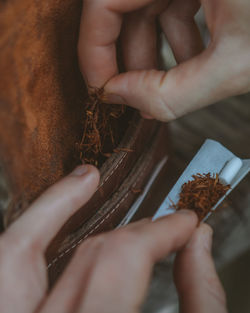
[78,0,250,121]
[0,165,227,313]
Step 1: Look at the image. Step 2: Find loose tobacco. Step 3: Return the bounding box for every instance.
[173,173,231,220]
[76,86,125,166]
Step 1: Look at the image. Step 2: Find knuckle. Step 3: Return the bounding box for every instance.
[213,39,250,95]
[162,1,198,21]
[77,234,106,255]
[85,0,108,8]
[224,55,250,95]
[0,234,41,265]
[103,230,148,266]
[5,232,42,255]
[2,234,27,252]
[77,230,144,261]
[141,70,160,93]
[142,2,168,20]
[105,229,139,251]
[139,69,177,122]
[233,72,250,94]
[206,276,227,306]
[159,96,177,122]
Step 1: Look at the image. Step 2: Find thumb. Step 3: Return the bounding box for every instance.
[174,224,228,313]
[104,45,248,121]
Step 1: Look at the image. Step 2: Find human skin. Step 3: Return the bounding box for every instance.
[0,165,227,313]
[2,0,244,309]
[78,0,250,121]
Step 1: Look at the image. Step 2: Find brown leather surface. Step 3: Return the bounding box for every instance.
[0,0,86,224]
[47,123,169,284]
[51,114,159,242]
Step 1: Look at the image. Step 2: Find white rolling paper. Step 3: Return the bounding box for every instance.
[153,139,250,221]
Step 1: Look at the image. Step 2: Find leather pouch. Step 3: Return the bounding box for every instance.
[0,0,170,283]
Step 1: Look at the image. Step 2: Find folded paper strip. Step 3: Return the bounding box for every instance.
[153,139,250,221]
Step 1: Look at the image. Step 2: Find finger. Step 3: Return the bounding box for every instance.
[121,12,157,70]
[39,237,103,313]
[121,2,169,119]
[75,210,198,313]
[78,0,156,87]
[40,219,151,313]
[159,0,203,63]
[120,217,152,229]
[174,224,228,313]
[141,112,154,119]
[6,165,100,251]
[121,0,170,70]
[121,10,157,119]
[104,44,248,121]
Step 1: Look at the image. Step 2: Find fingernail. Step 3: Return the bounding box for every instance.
[105,93,127,105]
[71,165,89,176]
[176,209,194,216]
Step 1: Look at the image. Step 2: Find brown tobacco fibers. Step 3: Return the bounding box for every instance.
[173,173,231,221]
[76,86,125,166]
[77,88,230,221]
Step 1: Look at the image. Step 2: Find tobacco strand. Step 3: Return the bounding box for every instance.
[77,86,125,166]
[173,173,231,220]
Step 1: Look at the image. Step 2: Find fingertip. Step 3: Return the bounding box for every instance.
[70,164,89,176]
[70,164,100,182]
[174,223,227,313]
[103,93,127,105]
[85,164,100,177]
[103,74,127,103]
[82,164,101,187]
[150,210,198,257]
[65,165,100,200]
[154,210,198,234]
[200,223,213,237]
[186,223,213,253]
[140,111,154,119]
[175,209,199,225]
[175,209,197,217]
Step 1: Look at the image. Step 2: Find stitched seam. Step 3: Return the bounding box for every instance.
[47,153,153,269]
[98,122,146,190]
[47,193,129,269]
[11,123,146,224]
[98,152,127,190]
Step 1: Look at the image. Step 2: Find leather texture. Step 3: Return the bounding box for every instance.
[0,0,86,224]
[47,123,169,283]
[0,0,170,284]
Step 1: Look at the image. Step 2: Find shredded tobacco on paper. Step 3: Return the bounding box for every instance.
[172,173,231,220]
[76,86,125,166]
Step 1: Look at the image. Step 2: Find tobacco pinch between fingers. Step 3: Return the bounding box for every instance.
[172,173,230,221]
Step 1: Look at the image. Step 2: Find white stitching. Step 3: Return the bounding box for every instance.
[47,192,130,269]
[47,153,153,269]
[98,121,145,189]
[98,152,127,190]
